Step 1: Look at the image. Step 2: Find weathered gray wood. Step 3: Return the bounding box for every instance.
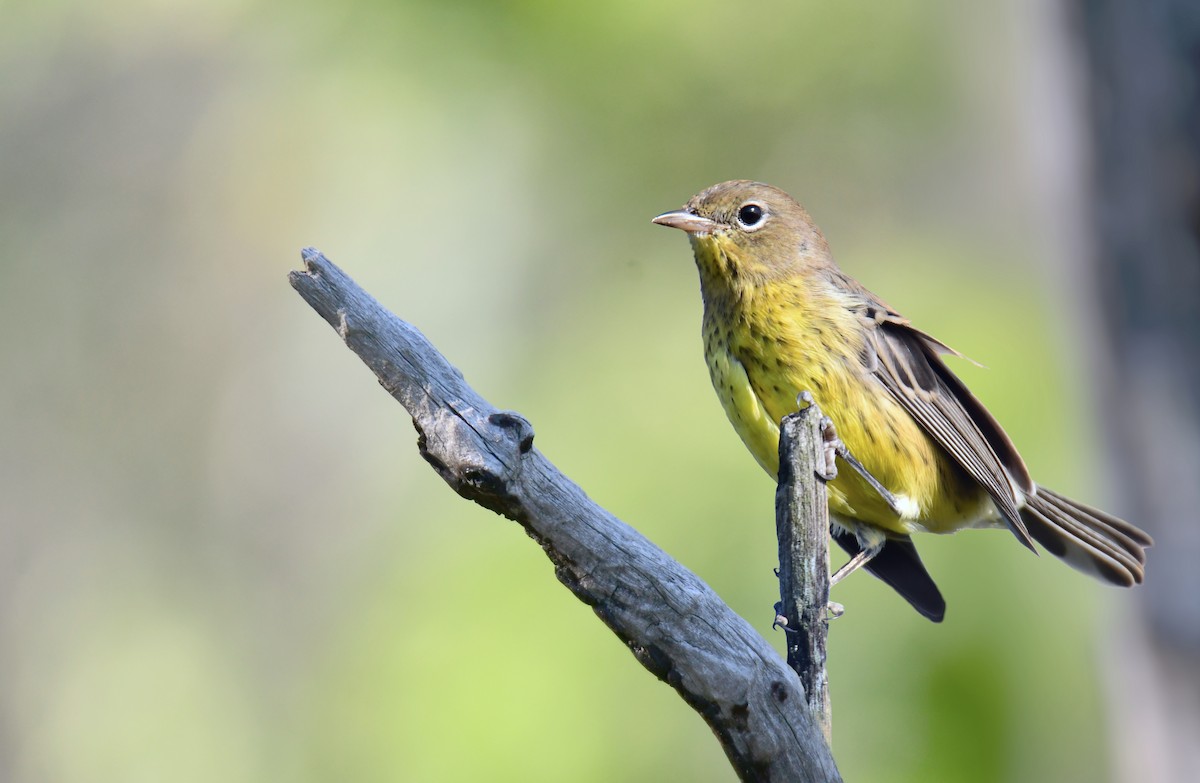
[289,248,841,783]
[775,406,832,743]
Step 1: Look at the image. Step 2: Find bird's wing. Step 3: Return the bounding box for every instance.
[839,274,1036,549]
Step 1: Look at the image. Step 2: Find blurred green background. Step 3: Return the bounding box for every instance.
[1,1,1131,781]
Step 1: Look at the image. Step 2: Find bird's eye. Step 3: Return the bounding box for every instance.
[737,203,765,229]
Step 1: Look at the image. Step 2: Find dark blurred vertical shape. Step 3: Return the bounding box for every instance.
[1075,1,1200,781]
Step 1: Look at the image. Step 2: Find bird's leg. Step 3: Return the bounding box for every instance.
[834,443,905,518]
[830,544,883,587]
[798,391,900,513]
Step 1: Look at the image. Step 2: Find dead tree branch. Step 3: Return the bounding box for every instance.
[288,248,841,782]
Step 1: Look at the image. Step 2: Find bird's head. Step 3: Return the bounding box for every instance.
[653,180,830,287]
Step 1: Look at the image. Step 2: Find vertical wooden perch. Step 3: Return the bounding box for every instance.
[775,404,833,742]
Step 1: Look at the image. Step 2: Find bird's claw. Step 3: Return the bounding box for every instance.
[797,391,839,481]
[817,415,839,481]
[772,601,797,633]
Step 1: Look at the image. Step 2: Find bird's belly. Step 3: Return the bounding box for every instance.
[705,348,782,477]
[706,343,991,536]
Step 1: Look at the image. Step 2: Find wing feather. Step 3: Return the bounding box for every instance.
[842,278,1035,549]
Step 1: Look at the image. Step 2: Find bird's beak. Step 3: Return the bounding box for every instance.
[652,209,726,235]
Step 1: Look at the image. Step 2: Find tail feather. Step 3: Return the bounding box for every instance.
[1021,486,1152,586]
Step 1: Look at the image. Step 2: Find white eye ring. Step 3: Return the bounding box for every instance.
[736,202,767,231]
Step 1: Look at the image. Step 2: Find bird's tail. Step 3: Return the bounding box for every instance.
[831,528,946,622]
[1020,486,1152,586]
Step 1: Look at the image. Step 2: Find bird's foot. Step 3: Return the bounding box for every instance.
[772,602,798,635]
[797,391,839,480]
[817,415,839,481]
[773,601,845,628]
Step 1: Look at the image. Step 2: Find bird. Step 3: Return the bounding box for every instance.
[653,180,1152,622]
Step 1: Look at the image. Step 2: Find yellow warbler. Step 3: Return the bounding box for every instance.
[654,180,1151,621]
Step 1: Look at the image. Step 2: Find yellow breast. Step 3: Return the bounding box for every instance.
[701,277,988,537]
